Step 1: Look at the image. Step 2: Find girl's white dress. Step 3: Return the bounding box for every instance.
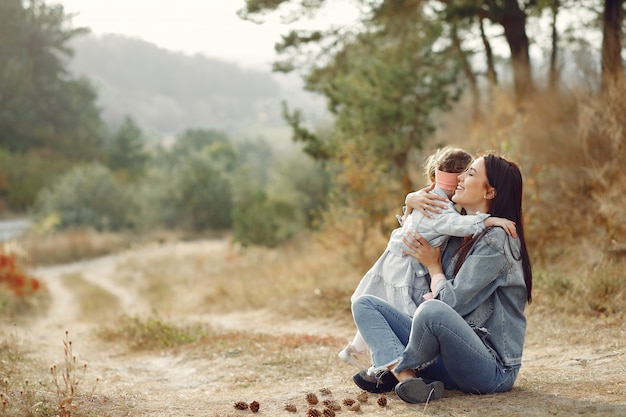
[350,186,489,317]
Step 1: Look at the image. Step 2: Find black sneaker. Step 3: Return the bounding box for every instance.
[394,377,444,403]
[352,370,399,393]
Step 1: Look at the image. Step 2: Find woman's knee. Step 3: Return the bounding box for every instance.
[413,299,452,323]
[416,299,450,314]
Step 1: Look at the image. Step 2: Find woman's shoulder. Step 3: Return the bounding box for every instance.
[478,227,511,251]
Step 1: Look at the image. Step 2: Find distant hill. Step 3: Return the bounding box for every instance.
[67,34,326,138]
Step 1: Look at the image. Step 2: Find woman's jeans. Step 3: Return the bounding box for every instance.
[352,296,518,394]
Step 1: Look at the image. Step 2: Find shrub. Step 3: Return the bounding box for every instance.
[34,163,137,231]
[0,148,72,212]
[232,189,301,248]
[0,251,40,297]
[137,151,233,231]
[0,249,44,317]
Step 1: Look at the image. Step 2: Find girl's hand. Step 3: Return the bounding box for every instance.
[485,217,517,238]
[404,184,448,219]
[401,232,443,275]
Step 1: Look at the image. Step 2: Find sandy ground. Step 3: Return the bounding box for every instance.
[9,240,626,416]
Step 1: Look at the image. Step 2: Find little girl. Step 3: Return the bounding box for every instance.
[339,147,516,370]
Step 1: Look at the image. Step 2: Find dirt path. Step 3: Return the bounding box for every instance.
[10,240,626,416]
[20,240,356,416]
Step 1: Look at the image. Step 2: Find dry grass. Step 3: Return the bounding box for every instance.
[17,228,135,266]
[109,232,367,320]
[17,227,221,267]
[0,329,115,417]
[59,273,121,320]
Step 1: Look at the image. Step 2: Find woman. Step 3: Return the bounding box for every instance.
[350,153,533,404]
[339,147,515,370]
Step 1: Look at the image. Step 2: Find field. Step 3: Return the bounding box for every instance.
[0,235,624,417]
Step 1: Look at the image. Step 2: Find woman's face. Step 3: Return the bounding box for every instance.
[452,157,494,213]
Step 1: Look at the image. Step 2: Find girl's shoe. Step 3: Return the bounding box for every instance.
[337,345,368,370]
[394,377,444,403]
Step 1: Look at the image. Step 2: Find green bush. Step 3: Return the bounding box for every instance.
[232,189,301,247]
[137,151,233,231]
[0,149,72,212]
[175,152,233,230]
[34,163,137,231]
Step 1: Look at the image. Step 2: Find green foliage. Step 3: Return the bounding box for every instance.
[282,103,330,160]
[161,128,238,171]
[174,152,233,230]
[0,0,105,159]
[230,148,330,247]
[267,152,331,228]
[34,163,137,231]
[138,129,236,231]
[280,6,462,217]
[260,3,463,205]
[0,148,72,211]
[232,138,276,189]
[105,116,148,181]
[309,9,460,164]
[232,188,300,248]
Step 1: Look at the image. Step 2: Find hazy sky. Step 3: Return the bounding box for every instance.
[57,0,357,69]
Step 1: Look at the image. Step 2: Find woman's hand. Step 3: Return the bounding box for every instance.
[404,184,449,219]
[402,232,443,275]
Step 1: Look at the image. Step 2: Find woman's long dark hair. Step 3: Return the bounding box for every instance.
[453,154,533,303]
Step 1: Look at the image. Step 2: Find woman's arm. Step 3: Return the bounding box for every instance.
[401,232,446,293]
[404,184,449,219]
[403,229,510,315]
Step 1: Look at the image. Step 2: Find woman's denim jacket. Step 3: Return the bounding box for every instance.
[435,228,528,368]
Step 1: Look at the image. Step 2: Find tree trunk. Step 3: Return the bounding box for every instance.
[601,0,624,90]
[549,1,560,90]
[497,0,533,101]
[480,17,498,87]
[451,21,481,120]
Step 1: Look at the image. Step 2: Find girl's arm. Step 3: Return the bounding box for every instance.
[429,208,489,238]
[484,217,517,237]
[430,209,517,239]
[404,184,448,219]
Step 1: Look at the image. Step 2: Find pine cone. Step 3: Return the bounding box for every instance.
[319,387,332,395]
[323,408,336,417]
[307,408,322,417]
[322,400,341,411]
[356,391,368,403]
[284,403,297,413]
[350,401,361,411]
[249,401,260,413]
[342,398,355,406]
[233,401,248,410]
[377,396,388,407]
[306,392,319,405]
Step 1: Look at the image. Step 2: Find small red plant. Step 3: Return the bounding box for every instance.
[0,250,41,296]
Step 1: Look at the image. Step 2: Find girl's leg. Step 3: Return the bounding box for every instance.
[352,295,412,370]
[350,330,368,352]
[396,299,509,394]
[338,330,369,370]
